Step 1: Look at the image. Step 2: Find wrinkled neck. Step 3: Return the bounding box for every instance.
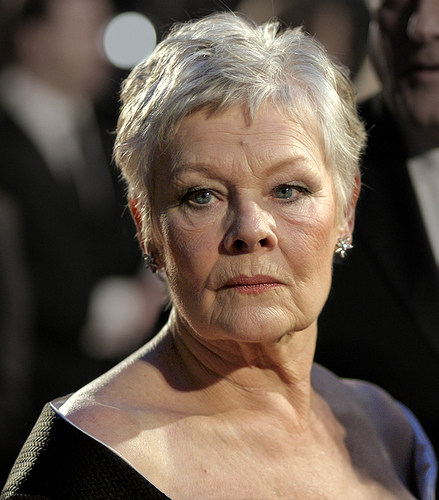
[162,310,318,423]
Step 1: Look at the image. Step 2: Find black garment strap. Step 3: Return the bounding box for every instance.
[1,403,170,499]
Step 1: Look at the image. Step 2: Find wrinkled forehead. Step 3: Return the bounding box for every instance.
[364,0,382,12]
[47,0,113,26]
[167,103,326,168]
[365,0,413,13]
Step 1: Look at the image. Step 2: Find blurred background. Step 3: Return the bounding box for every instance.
[0,0,378,484]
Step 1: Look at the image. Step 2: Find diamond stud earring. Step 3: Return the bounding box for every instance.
[143,252,159,272]
[335,237,353,259]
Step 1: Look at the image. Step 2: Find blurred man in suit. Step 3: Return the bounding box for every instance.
[0,191,33,483]
[0,0,166,431]
[316,0,439,454]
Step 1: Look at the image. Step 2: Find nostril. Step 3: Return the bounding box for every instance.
[232,237,268,252]
[234,239,245,251]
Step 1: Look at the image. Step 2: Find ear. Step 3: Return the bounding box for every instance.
[128,197,147,254]
[347,174,361,235]
[128,198,164,270]
[339,174,361,238]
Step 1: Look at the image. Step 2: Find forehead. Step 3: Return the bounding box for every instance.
[365,0,381,10]
[366,0,412,12]
[171,104,325,169]
[48,0,112,26]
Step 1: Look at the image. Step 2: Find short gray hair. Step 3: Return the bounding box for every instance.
[114,12,366,245]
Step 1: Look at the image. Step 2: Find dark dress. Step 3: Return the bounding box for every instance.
[1,403,170,499]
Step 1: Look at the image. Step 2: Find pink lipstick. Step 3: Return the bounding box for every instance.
[221,274,283,294]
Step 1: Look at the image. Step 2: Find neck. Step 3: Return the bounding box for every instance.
[157,310,318,425]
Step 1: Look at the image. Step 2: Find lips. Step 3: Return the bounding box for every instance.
[404,52,439,80]
[221,274,283,294]
[409,63,439,73]
[405,64,439,84]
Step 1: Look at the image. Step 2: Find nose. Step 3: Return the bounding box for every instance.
[223,200,278,254]
[407,0,439,43]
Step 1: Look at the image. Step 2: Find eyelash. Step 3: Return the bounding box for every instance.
[273,184,310,202]
[180,187,217,207]
[180,183,310,208]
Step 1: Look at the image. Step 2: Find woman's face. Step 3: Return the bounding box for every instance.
[151,104,351,343]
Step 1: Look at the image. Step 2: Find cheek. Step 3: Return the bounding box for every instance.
[158,213,220,286]
[295,221,338,308]
[283,196,338,242]
[296,225,336,270]
[280,204,338,276]
[377,10,408,60]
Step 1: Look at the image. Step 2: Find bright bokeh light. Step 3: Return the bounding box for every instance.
[103,12,157,70]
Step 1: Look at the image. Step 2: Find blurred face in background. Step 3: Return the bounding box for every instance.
[308,3,356,74]
[368,0,439,134]
[17,0,114,98]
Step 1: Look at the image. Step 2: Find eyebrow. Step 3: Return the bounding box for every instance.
[172,155,320,177]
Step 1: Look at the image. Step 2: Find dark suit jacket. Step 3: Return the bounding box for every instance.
[0,193,33,483]
[316,94,439,454]
[0,103,140,412]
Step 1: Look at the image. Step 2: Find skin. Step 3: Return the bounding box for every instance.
[60,105,415,499]
[151,105,349,349]
[16,0,113,99]
[367,0,439,147]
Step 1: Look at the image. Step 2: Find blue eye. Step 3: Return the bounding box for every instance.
[275,186,295,199]
[193,190,212,204]
[274,184,308,201]
[183,189,214,205]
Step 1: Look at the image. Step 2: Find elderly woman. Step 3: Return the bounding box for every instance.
[2,12,437,500]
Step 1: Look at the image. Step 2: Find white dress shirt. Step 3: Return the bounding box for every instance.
[407,149,439,266]
[0,65,112,211]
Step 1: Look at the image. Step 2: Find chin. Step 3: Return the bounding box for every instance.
[206,308,311,344]
[397,87,439,131]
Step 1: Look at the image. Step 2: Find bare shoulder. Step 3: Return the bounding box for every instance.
[312,363,413,435]
[59,368,141,448]
[311,363,414,479]
[59,345,170,449]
